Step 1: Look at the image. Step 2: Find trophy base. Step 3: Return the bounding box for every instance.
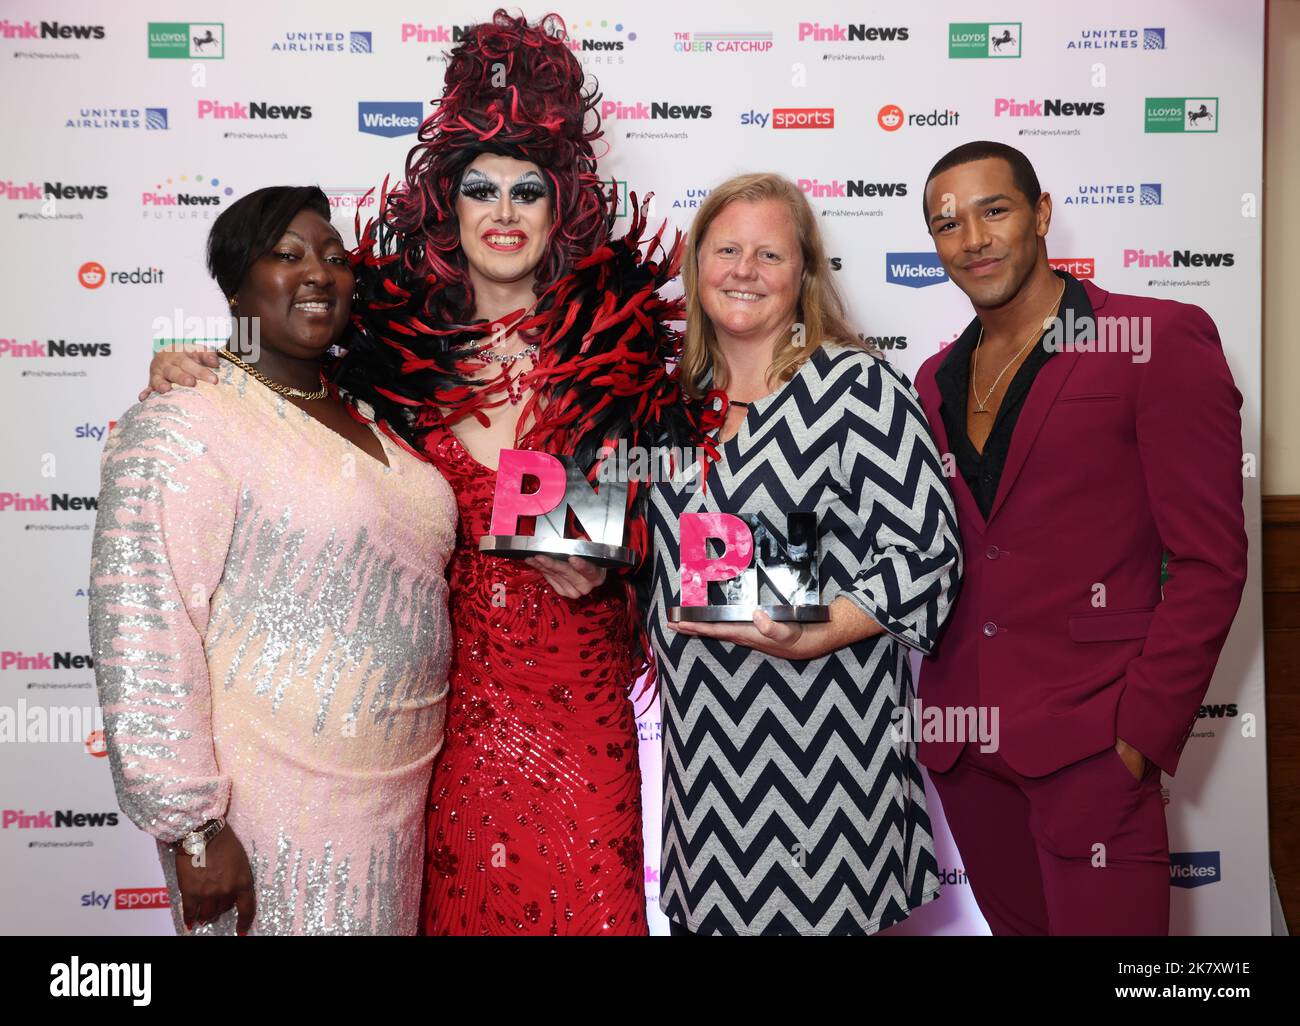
[478,535,637,568]
[667,604,832,624]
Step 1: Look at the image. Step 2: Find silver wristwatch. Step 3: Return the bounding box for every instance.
[180,817,226,857]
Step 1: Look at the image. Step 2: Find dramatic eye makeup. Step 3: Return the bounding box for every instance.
[459,169,548,205]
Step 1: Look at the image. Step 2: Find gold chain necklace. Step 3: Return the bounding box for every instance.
[970,278,1066,415]
[217,348,328,400]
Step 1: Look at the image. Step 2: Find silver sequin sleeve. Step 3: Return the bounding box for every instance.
[89,393,238,844]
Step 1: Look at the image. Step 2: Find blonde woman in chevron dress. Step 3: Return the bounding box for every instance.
[647,174,963,935]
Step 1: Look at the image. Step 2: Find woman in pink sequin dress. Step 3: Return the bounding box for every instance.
[91,187,456,935]
[141,12,697,935]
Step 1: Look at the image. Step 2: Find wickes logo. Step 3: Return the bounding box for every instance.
[886,252,948,288]
[1169,851,1221,889]
[357,101,423,137]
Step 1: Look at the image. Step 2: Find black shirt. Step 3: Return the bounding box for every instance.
[934,270,1093,518]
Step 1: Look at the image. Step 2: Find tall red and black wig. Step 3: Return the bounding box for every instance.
[383,9,610,323]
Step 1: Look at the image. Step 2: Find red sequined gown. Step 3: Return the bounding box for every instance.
[418,422,647,935]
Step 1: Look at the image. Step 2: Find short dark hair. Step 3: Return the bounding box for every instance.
[207,185,333,298]
[922,141,1042,224]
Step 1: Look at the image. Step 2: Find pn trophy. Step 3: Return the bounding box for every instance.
[478,448,636,567]
[668,511,830,622]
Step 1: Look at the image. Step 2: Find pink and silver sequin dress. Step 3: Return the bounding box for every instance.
[89,361,456,935]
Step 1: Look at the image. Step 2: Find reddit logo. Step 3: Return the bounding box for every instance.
[78,261,106,289]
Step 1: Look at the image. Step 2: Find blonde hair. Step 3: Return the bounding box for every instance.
[679,172,870,400]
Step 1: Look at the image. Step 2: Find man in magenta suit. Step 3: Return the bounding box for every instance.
[912,141,1248,935]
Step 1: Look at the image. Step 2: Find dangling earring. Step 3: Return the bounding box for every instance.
[227,296,238,308]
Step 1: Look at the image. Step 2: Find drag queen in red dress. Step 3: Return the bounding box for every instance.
[338,13,696,935]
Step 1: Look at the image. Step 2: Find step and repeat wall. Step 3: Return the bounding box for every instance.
[0,0,1267,935]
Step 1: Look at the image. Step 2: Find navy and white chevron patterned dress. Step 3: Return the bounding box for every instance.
[647,343,963,935]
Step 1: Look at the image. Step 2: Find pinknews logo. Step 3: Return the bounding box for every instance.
[0,19,104,40]
[1122,248,1235,268]
[399,23,462,44]
[797,22,909,42]
[2,181,108,201]
[197,100,313,120]
[797,179,907,198]
[994,97,1106,117]
[3,809,119,828]
[1,651,94,670]
[600,100,712,120]
[0,337,113,357]
[0,493,98,513]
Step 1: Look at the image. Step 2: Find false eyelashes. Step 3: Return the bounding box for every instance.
[459,173,548,205]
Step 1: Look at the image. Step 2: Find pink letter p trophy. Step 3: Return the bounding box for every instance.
[668,511,829,622]
[478,448,636,567]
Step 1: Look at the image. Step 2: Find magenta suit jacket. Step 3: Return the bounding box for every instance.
[913,279,1248,778]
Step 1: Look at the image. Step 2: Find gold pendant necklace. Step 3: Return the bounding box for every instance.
[970,279,1066,415]
[218,348,329,400]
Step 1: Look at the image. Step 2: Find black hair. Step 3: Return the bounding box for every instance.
[921,141,1042,224]
[206,185,334,298]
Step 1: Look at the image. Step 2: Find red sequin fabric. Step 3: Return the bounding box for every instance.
[418,423,647,935]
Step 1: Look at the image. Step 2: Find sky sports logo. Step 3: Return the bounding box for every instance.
[358,101,422,137]
[1047,257,1095,279]
[887,252,948,288]
[949,22,1020,58]
[82,888,170,911]
[740,108,834,129]
[1169,851,1221,889]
